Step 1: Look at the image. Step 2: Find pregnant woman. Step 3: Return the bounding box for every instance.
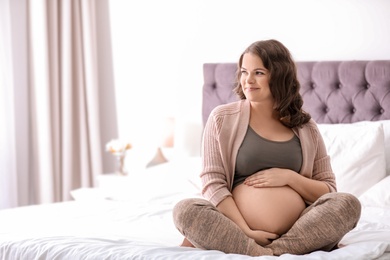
[172,39,362,256]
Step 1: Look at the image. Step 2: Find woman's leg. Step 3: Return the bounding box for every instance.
[172,198,273,256]
[266,192,361,256]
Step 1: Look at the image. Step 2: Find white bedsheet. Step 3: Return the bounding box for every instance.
[1,158,390,259]
[0,194,390,259]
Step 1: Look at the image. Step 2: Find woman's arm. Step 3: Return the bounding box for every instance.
[287,170,330,203]
[288,121,336,201]
[217,196,251,233]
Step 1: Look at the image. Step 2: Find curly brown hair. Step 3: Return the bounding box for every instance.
[233,39,311,128]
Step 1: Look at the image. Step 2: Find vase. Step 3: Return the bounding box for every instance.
[114,151,127,176]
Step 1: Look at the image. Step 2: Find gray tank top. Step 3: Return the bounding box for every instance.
[234,126,302,188]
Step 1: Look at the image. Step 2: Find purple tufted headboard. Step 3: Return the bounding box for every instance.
[202,61,390,125]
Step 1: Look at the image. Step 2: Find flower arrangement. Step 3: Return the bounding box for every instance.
[106,139,132,155]
[106,139,132,175]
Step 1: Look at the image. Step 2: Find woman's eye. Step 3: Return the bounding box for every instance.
[256,71,265,75]
[241,71,247,75]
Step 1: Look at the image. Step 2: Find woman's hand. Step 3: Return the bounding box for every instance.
[244,167,331,203]
[244,168,293,188]
[245,229,279,246]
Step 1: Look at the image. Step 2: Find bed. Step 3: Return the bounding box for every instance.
[1,60,390,260]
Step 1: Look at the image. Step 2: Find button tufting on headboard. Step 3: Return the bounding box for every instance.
[202,63,240,125]
[203,60,390,125]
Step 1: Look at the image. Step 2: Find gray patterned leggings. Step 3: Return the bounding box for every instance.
[173,192,361,256]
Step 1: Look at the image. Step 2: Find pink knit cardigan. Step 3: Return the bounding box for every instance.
[200,99,337,206]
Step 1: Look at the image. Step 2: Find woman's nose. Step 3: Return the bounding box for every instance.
[246,73,255,84]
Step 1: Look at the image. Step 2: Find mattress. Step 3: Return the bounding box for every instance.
[1,157,390,260]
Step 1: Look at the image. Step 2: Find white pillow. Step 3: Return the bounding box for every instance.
[173,119,203,157]
[348,120,390,176]
[317,121,386,197]
[372,120,390,175]
[359,175,390,208]
[76,158,203,203]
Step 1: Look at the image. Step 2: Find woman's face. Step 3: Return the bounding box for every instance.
[240,52,273,104]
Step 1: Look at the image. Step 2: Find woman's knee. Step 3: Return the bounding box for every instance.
[339,193,361,222]
[173,198,211,231]
[326,192,362,227]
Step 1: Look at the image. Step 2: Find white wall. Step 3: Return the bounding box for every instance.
[108,0,390,151]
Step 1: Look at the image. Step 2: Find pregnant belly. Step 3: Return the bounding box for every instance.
[232,184,306,235]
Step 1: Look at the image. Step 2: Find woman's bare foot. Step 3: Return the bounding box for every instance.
[180,237,195,248]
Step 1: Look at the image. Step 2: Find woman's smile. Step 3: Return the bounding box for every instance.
[246,86,260,91]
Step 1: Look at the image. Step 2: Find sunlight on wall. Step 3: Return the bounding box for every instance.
[109,0,390,148]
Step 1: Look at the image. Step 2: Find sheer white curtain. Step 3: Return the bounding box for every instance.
[0,0,19,209]
[0,0,110,209]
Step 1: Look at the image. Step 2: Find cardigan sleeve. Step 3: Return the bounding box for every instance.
[308,121,337,193]
[200,109,233,206]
